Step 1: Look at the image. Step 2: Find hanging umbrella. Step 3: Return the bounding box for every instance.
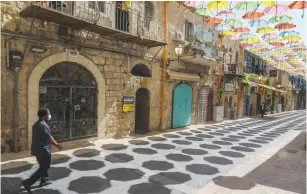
[221,30,236,36]
[288,1,306,18]
[264,4,289,15]
[269,42,285,47]
[256,27,275,33]
[242,11,265,19]
[195,7,213,16]
[239,33,256,39]
[262,33,278,39]
[224,19,244,27]
[275,23,296,30]
[215,24,232,31]
[249,19,269,28]
[206,17,223,24]
[229,35,239,40]
[283,36,302,42]
[184,1,202,8]
[268,15,293,23]
[279,30,300,37]
[234,26,250,33]
[243,37,260,43]
[240,42,254,48]
[261,1,276,7]
[287,41,304,47]
[218,10,235,17]
[235,1,258,13]
[207,1,229,10]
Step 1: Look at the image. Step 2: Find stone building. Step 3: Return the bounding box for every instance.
[1,1,231,153]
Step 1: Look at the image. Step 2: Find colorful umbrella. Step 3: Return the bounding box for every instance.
[262,33,278,40]
[279,30,300,37]
[282,36,302,41]
[242,11,265,19]
[261,1,276,7]
[207,1,229,10]
[215,24,232,31]
[287,41,304,47]
[269,42,285,47]
[195,7,213,16]
[229,35,239,40]
[239,33,257,39]
[268,15,293,23]
[264,4,289,15]
[240,42,254,48]
[221,30,236,36]
[234,26,250,33]
[206,17,223,24]
[275,23,296,30]
[184,1,202,7]
[256,27,275,33]
[218,10,235,17]
[235,1,258,12]
[224,19,243,27]
[288,1,306,18]
[248,19,269,28]
[243,37,260,43]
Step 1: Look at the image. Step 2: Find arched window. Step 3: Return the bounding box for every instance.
[131,63,152,77]
[145,2,153,29]
[229,48,233,64]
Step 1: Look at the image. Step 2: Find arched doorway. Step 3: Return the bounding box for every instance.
[135,88,150,134]
[198,87,213,123]
[39,62,97,141]
[172,83,192,128]
[224,97,229,118]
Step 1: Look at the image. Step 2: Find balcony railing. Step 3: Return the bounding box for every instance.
[19,1,165,47]
[224,64,244,76]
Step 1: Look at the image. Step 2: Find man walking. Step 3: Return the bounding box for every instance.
[22,108,63,193]
[260,102,266,118]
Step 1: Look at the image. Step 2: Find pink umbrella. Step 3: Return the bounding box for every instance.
[261,33,278,40]
[234,27,250,32]
[184,1,202,7]
[218,10,236,17]
[288,41,304,46]
[264,4,289,15]
[229,35,239,40]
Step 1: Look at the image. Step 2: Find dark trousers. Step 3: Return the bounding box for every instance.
[26,151,51,186]
[260,109,265,117]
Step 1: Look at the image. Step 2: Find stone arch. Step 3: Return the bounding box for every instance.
[28,52,106,149]
[131,63,152,77]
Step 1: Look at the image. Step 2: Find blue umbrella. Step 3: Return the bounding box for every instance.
[248,19,269,28]
[239,33,257,39]
[215,24,232,31]
[279,30,300,37]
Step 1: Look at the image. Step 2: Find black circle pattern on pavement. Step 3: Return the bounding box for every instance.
[32,189,62,194]
[208,132,225,136]
[219,151,245,158]
[185,136,203,141]
[151,143,176,150]
[104,168,144,181]
[72,149,100,158]
[51,154,71,165]
[239,142,262,148]
[163,134,181,138]
[133,148,158,155]
[182,148,208,155]
[212,140,233,146]
[176,132,193,136]
[148,136,167,142]
[200,144,221,150]
[102,144,128,151]
[1,177,22,193]
[221,137,240,142]
[231,146,255,152]
[186,164,219,175]
[166,153,193,162]
[196,134,214,138]
[49,167,72,181]
[129,140,150,145]
[216,130,231,134]
[190,130,202,134]
[70,160,105,171]
[142,161,174,171]
[69,176,111,193]
[172,140,192,145]
[105,153,134,163]
[255,137,273,141]
[228,135,247,139]
[204,156,233,165]
[128,182,171,194]
[238,133,254,136]
[249,139,269,144]
[1,161,33,175]
[198,128,211,131]
[149,172,191,185]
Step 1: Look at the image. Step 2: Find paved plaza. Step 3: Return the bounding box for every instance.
[1,110,306,194]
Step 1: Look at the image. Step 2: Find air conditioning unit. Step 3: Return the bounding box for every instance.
[175,31,184,41]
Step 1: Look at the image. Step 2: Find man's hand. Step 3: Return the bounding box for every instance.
[56,144,64,151]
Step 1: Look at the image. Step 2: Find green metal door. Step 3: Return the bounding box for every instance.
[172,83,192,128]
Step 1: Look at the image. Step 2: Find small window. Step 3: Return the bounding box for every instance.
[185,21,194,41]
[88,1,105,13]
[235,51,239,64]
[145,2,153,29]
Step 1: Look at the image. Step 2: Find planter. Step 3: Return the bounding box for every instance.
[213,106,224,122]
[276,104,282,113]
[265,111,270,115]
[271,111,276,114]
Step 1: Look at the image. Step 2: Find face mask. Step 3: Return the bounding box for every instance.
[47,115,52,121]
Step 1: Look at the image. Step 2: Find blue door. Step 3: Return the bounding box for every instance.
[172,83,192,128]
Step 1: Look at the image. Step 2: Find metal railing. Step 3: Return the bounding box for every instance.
[23,1,164,43]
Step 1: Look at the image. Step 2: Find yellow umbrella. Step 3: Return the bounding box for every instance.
[282,35,302,41]
[207,1,229,10]
[256,27,275,33]
[243,37,260,43]
[221,30,236,36]
[261,1,276,7]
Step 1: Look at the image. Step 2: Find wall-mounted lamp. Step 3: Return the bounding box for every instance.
[276,84,281,88]
[296,91,299,94]
[168,45,183,65]
[30,45,47,53]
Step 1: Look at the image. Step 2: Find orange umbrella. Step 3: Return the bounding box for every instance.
[240,43,253,48]
[288,1,306,18]
[275,23,296,30]
[269,42,285,46]
[234,27,250,32]
[242,11,265,19]
[206,17,223,24]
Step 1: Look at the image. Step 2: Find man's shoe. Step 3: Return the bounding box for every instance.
[22,181,32,194]
[39,180,52,187]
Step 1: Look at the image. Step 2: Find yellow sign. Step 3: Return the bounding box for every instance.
[123,104,135,112]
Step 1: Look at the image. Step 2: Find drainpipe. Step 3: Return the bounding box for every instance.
[217,35,223,105]
[7,37,19,153]
[160,1,167,130]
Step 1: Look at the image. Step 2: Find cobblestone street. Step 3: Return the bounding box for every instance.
[1,110,306,194]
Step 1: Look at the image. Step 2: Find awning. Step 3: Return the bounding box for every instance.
[257,83,287,93]
[166,70,200,82]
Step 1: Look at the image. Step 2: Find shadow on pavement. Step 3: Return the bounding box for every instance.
[213,132,306,194]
